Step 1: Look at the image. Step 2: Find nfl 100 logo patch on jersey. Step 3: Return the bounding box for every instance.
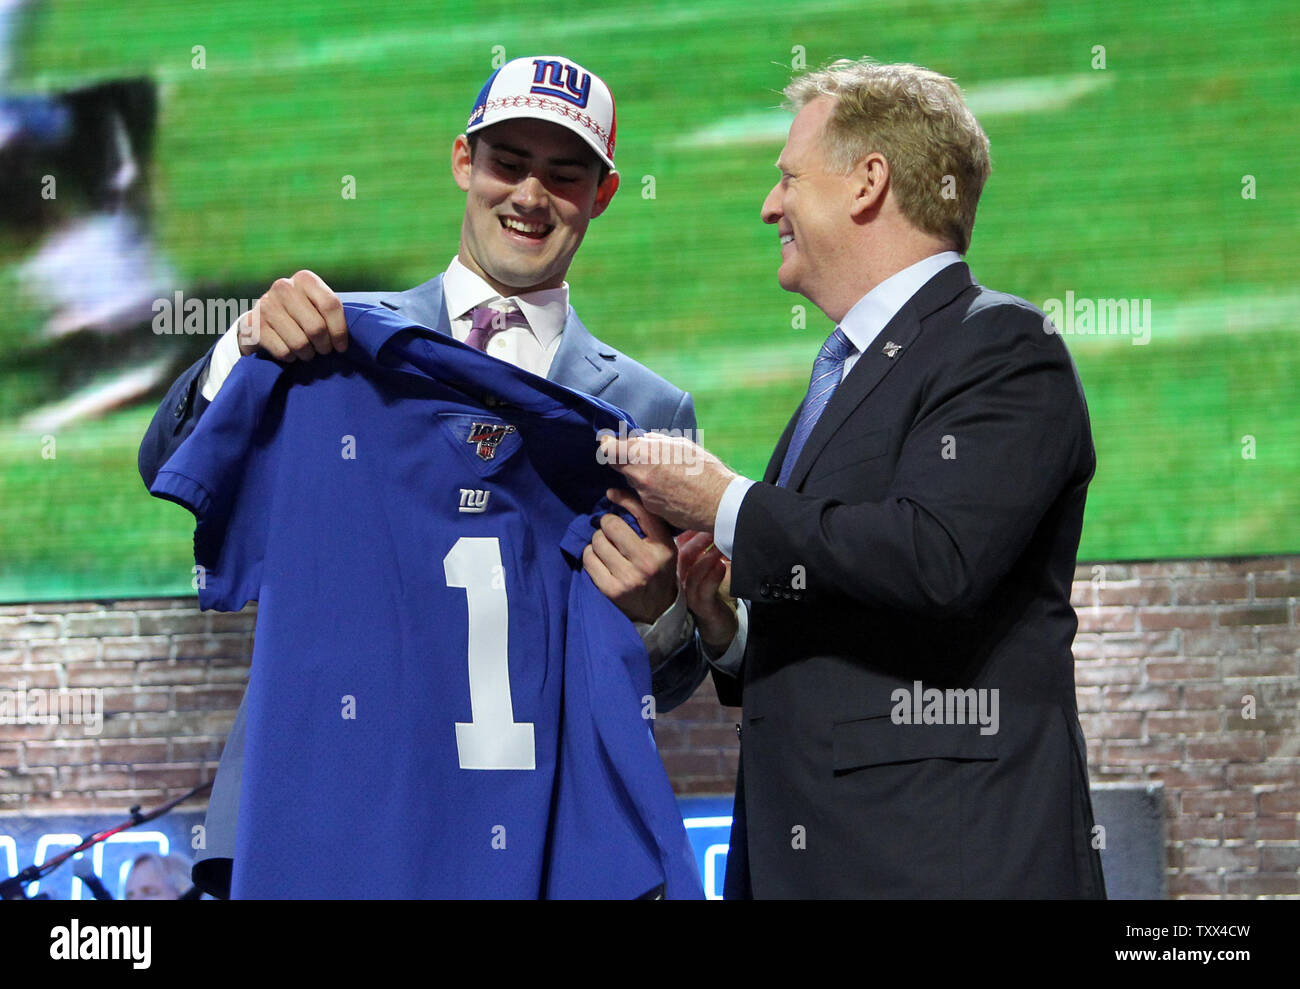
[464,421,517,461]
[150,303,701,900]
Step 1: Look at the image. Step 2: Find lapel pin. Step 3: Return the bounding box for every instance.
[882,340,902,358]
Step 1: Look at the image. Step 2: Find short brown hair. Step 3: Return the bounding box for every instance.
[785,59,990,254]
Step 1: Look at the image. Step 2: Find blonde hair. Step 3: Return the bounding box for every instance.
[128,852,193,896]
[784,59,990,254]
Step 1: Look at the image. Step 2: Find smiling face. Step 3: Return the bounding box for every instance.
[452,117,619,297]
[760,96,857,317]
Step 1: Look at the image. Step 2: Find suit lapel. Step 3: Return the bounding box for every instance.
[547,309,619,395]
[380,274,452,337]
[764,413,799,484]
[784,262,976,491]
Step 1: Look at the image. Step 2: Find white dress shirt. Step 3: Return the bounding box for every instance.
[707,251,964,673]
[440,256,568,376]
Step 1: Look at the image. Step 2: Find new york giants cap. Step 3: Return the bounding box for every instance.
[467,56,617,170]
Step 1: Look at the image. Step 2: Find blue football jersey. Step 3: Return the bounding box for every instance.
[150,302,702,899]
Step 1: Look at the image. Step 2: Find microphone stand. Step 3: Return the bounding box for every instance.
[0,780,212,900]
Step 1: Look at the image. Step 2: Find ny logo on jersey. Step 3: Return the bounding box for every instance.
[530,59,591,107]
[458,488,491,513]
[467,421,518,461]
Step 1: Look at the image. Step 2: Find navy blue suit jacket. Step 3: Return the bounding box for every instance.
[703,263,1106,898]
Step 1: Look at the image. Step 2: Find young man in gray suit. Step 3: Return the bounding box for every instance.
[139,56,698,898]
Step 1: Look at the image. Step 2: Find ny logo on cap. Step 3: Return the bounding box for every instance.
[466,422,518,461]
[531,59,591,107]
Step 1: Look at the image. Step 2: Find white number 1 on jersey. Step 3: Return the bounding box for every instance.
[443,536,537,770]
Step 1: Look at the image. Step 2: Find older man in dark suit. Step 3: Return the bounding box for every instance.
[611,59,1107,899]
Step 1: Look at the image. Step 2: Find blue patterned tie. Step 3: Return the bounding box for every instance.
[777,327,856,488]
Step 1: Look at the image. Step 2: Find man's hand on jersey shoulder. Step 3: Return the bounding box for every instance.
[238,269,349,361]
[583,488,679,625]
[677,531,737,654]
[599,432,735,533]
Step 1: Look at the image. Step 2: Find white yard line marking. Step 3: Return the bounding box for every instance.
[676,73,1115,148]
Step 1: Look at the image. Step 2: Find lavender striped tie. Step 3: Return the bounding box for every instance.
[465,304,525,352]
[777,327,856,488]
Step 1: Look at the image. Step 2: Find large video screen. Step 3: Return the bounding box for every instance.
[2,0,1297,600]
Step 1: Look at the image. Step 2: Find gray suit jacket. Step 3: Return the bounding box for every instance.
[139,272,698,897]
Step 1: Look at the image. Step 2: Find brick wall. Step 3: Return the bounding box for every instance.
[1069,558,1300,897]
[0,600,252,816]
[2,555,1297,897]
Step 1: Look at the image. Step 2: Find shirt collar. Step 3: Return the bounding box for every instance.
[838,251,963,354]
[443,255,569,350]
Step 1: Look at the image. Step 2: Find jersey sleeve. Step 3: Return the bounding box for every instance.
[546,564,704,899]
[551,441,704,898]
[148,354,288,611]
